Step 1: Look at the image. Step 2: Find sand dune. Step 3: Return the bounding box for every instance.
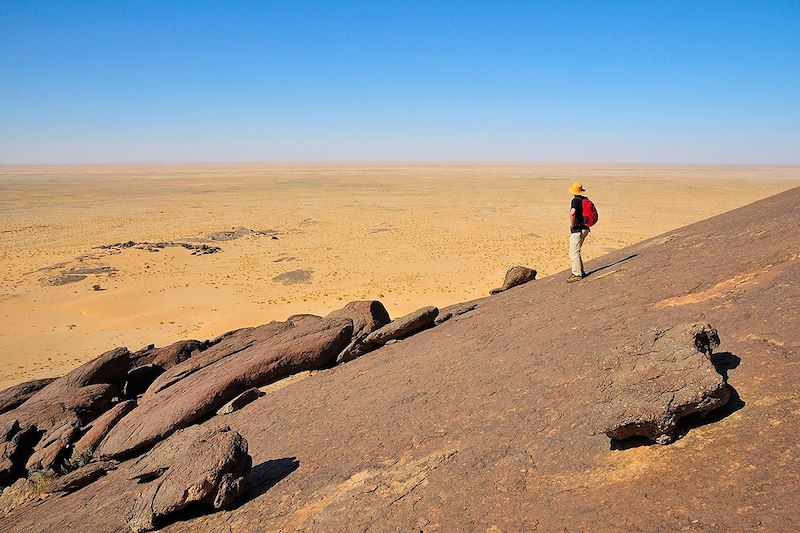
[1,163,798,388]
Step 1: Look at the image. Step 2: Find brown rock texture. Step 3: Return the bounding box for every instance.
[73,400,137,455]
[130,339,208,370]
[144,314,322,398]
[2,187,800,532]
[362,306,439,347]
[0,347,131,484]
[489,265,537,294]
[97,316,352,459]
[49,460,118,494]
[327,300,392,363]
[594,323,730,444]
[126,425,251,533]
[0,378,57,415]
[434,300,480,325]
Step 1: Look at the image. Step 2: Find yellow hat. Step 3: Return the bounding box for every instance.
[570,182,585,194]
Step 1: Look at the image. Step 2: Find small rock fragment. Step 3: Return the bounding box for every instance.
[217,388,265,415]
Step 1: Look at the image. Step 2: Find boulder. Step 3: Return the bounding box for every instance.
[145,314,322,398]
[0,348,130,485]
[97,317,353,459]
[130,340,207,370]
[362,307,439,347]
[434,302,479,325]
[326,300,391,339]
[73,400,137,456]
[126,425,251,533]
[489,266,537,294]
[327,301,392,363]
[48,460,118,494]
[123,365,165,398]
[594,323,730,444]
[217,388,265,415]
[0,378,57,415]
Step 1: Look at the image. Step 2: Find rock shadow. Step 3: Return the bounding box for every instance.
[710,351,741,380]
[235,457,300,507]
[585,254,638,277]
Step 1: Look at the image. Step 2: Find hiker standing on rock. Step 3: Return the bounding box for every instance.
[567,182,598,283]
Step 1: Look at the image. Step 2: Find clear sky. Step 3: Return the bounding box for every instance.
[1,1,798,164]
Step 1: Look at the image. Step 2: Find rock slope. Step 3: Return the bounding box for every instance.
[2,187,799,531]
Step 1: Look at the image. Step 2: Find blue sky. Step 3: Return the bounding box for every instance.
[1,1,798,164]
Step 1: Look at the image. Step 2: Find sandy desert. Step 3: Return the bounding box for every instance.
[1,163,798,389]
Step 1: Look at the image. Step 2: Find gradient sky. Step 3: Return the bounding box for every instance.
[1,1,798,164]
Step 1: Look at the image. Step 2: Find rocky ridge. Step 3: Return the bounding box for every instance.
[1,187,799,531]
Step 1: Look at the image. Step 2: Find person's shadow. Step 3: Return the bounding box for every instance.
[585,254,638,277]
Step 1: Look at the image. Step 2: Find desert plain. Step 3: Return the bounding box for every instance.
[1,163,798,389]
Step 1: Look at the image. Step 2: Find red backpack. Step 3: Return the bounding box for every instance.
[582,197,598,227]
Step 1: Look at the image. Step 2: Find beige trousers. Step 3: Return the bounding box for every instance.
[569,229,590,276]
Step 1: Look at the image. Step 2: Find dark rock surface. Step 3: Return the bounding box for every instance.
[217,388,265,415]
[593,323,730,444]
[0,378,57,415]
[97,317,352,459]
[126,425,251,533]
[2,187,800,532]
[489,265,537,294]
[123,364,165,398]
[362,306,438,347]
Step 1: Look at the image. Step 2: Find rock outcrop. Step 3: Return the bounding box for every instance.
[0,347,131,484]
[0,378,57,415]
[594,323,730,444]
[97,317,352,458]
[144,314,322,398]
[489,266,537,294]
[2,188,800,532]
[126,425,251,533]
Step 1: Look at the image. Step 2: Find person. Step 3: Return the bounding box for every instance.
[567,182,589,283]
